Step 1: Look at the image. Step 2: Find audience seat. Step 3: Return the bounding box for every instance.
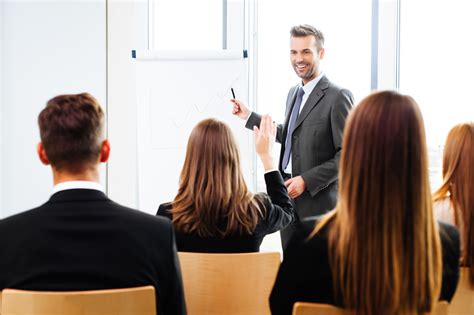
[178,251,280,315]
[449,267,474,315]
[0,286,155,315]
[292,301,449,315]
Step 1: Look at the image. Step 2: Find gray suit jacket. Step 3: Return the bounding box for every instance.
[246,75,353,219]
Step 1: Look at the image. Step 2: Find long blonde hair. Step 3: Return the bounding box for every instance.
[315,91,442,314]
[434,122,474,283]
[171,118,264,237]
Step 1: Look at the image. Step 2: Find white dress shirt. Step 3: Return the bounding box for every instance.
[52,181,104,196]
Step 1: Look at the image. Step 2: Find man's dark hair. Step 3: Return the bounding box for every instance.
[38,93,104,172]
[290,24,325,51]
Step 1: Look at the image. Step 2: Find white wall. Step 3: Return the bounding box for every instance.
[106,0,148,208]
[1,0,106,218]
[0,0,4,218]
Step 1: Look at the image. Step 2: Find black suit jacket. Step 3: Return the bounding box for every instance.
[157,171,294,253]
[0,189,186,315]
[269,219,461,315]
[246,76,354,219]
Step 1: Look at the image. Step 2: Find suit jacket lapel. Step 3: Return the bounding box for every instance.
[282,85,299,137]
[294,76,329,130]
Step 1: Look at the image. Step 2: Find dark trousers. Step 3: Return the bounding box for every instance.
[280,171,296,253]
[279,172,337,255]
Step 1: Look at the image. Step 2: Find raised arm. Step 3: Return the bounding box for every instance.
[254,115,294,231]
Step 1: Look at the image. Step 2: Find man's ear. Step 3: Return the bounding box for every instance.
[37,142,50,165]
[319,47,325,60]
[99,139,110,163]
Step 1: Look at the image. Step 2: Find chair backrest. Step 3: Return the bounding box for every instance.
[1,286,156,315]
[178,251,280,315]
[292,302,347,315]
[449,267,474,315]
[292,301,449,315]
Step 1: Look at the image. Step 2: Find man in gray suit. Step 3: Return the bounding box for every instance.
[231,24,353,249]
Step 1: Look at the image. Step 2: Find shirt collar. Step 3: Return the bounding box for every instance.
[301,72,324,95]
[52,181,105,196]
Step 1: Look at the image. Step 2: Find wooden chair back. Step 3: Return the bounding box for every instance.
[292,301,449,315]
[1,286,155,315]
[178,251,280,315]
[449,267,474,315]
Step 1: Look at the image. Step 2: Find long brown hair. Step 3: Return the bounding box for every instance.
[434,122,474,283]
[315,91,442,314]
[171,118,265,237]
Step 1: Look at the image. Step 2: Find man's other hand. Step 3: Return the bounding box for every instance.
[284,176,306,199]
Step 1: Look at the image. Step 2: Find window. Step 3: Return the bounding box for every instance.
[256,0,372,121]
[152,0,223,49]
[400,0,474,190]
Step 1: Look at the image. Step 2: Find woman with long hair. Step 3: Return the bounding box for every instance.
[270,91,460,315]
[157,116,294,252]
[434,122,474,284]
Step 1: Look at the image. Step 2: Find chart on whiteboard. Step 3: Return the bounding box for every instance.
[140,67,244,149]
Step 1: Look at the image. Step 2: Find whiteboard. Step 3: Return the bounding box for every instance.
[134,50,253,214]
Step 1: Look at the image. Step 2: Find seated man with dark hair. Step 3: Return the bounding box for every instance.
[0,93,186,315]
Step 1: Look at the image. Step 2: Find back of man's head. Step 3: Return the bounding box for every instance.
[38,93,105,173]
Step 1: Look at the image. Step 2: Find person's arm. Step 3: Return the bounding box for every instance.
[232,98,284,144]
[270,221,334,315]
[270,238,305,315]
[161,223,187,315]
[246,112,285,144]
[438,221,460,302]
[254,115,294,231]
[260,171,295,233]
[300,89,353,196]
[270,223,319,315]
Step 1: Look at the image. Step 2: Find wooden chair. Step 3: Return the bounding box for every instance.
[178,251,280,315]
[1,286,156,315]
[292,302,347,315]
[449,267,474,315]
[292,301,449,315]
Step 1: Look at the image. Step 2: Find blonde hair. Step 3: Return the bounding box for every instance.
[171,118,265,237]
[314,91,442,314]
[434,122,474,284]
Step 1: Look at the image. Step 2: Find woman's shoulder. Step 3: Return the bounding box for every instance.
[437,220,460,268]
[434,196,455,225]
[438,221,460,245]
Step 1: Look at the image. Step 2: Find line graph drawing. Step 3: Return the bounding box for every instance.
[167,76,240,129]
[145,71,244,150]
